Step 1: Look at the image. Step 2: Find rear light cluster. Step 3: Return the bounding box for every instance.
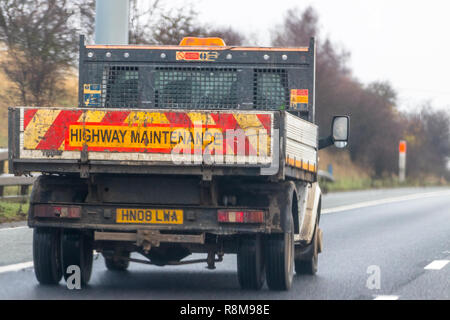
[34,204,81,219]
[217,210,265,223]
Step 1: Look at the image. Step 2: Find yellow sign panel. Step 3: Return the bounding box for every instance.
[291,95,308,104]
[67,124,224,151]
[116,208,183,224]
[290,89,309,109]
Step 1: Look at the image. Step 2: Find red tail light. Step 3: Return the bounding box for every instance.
[217,210,265,223]
[34,204,81,219]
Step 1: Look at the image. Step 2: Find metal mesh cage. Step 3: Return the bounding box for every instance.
[83,64,290,110]
[103,66,139,108]
[253,69,289,110]
[84,64,140,108]
[154,67,238,109]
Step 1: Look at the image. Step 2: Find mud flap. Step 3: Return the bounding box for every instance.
[299,182,321,244]
[317,227,323,253]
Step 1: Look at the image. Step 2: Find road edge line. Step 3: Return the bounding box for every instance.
[322,190,450,214]
[0,261,34,274]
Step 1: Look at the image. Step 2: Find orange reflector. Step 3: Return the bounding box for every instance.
[179,37,226,46]
[399,140,407,154]
[217,210,264,223]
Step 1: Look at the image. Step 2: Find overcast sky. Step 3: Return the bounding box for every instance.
[160,0,450,112]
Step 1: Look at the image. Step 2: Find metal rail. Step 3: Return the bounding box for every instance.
[0,149,36,200]
[318,169,335,182]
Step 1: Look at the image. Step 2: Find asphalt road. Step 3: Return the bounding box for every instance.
[0,187,449,300]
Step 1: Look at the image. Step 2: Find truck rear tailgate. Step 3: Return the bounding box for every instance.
[9,107,277,176]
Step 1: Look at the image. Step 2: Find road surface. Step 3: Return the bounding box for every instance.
[0,187,449,300]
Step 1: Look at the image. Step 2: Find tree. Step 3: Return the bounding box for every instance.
[206,26,245,46]
[271,7,407,178]
[0,0,244,107]
[128,2,246,45]
[272,7,319,47]
[403,107,450,178]
[271,6,351,135]
[128,0,160,44]
[151,8,208,45]
[353,81,403,177]
[0,0,92,106]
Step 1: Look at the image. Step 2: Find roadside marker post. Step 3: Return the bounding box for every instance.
[399,140,407,182]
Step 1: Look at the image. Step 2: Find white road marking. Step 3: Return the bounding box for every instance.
[322,190,450,214]
[0,226,28,232]
[0,261,33,274]
[424,260,449,270]
[0,250,100,273]
[0,251,99,275]
[373,295,399,300]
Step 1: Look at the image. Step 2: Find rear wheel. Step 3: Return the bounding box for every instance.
[33,228,62,285]
[237,235,265,290]
[61,230,93,286]
[264,226,294,291]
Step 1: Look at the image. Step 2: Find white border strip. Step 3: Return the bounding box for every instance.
[373,295,399,300]
[0,226,28,232]
[424,260,449,270]
[0,261,33,274]
[322,190,450,214]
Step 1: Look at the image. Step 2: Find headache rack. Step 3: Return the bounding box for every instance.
[78,36,316,123]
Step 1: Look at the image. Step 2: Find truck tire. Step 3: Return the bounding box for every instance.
[33,228,62,285]
[104,251,130,271]
[237,235,265,290]
[295,223,319,275]
[264,226,295,291]
[61,230,93,286]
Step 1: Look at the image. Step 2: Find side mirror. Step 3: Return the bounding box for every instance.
[332,116,349,148]
[319,115,350,150]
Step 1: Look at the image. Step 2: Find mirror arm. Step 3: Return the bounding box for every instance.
[318,136,334,150]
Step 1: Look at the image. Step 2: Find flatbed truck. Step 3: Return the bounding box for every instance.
[8,36,349,290]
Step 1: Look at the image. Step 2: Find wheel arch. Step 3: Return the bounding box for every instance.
[271,181,296,234]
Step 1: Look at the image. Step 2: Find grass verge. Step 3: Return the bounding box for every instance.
[0,201,29,223]
[321,176,449,193]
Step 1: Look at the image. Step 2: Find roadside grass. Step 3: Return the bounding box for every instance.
[321,176,449,193]
[318,149,449,193]
[0,185,31,223]
[0,201,29,223]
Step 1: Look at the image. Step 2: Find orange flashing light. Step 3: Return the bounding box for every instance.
[179,37,226,46]
[399,140,407,154]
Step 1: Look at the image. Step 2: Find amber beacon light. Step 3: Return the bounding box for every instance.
[179,37,226,46]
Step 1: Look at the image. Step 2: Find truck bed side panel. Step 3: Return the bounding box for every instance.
[284,112,318,180]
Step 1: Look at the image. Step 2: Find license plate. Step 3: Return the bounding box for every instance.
[116,208,183,224]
